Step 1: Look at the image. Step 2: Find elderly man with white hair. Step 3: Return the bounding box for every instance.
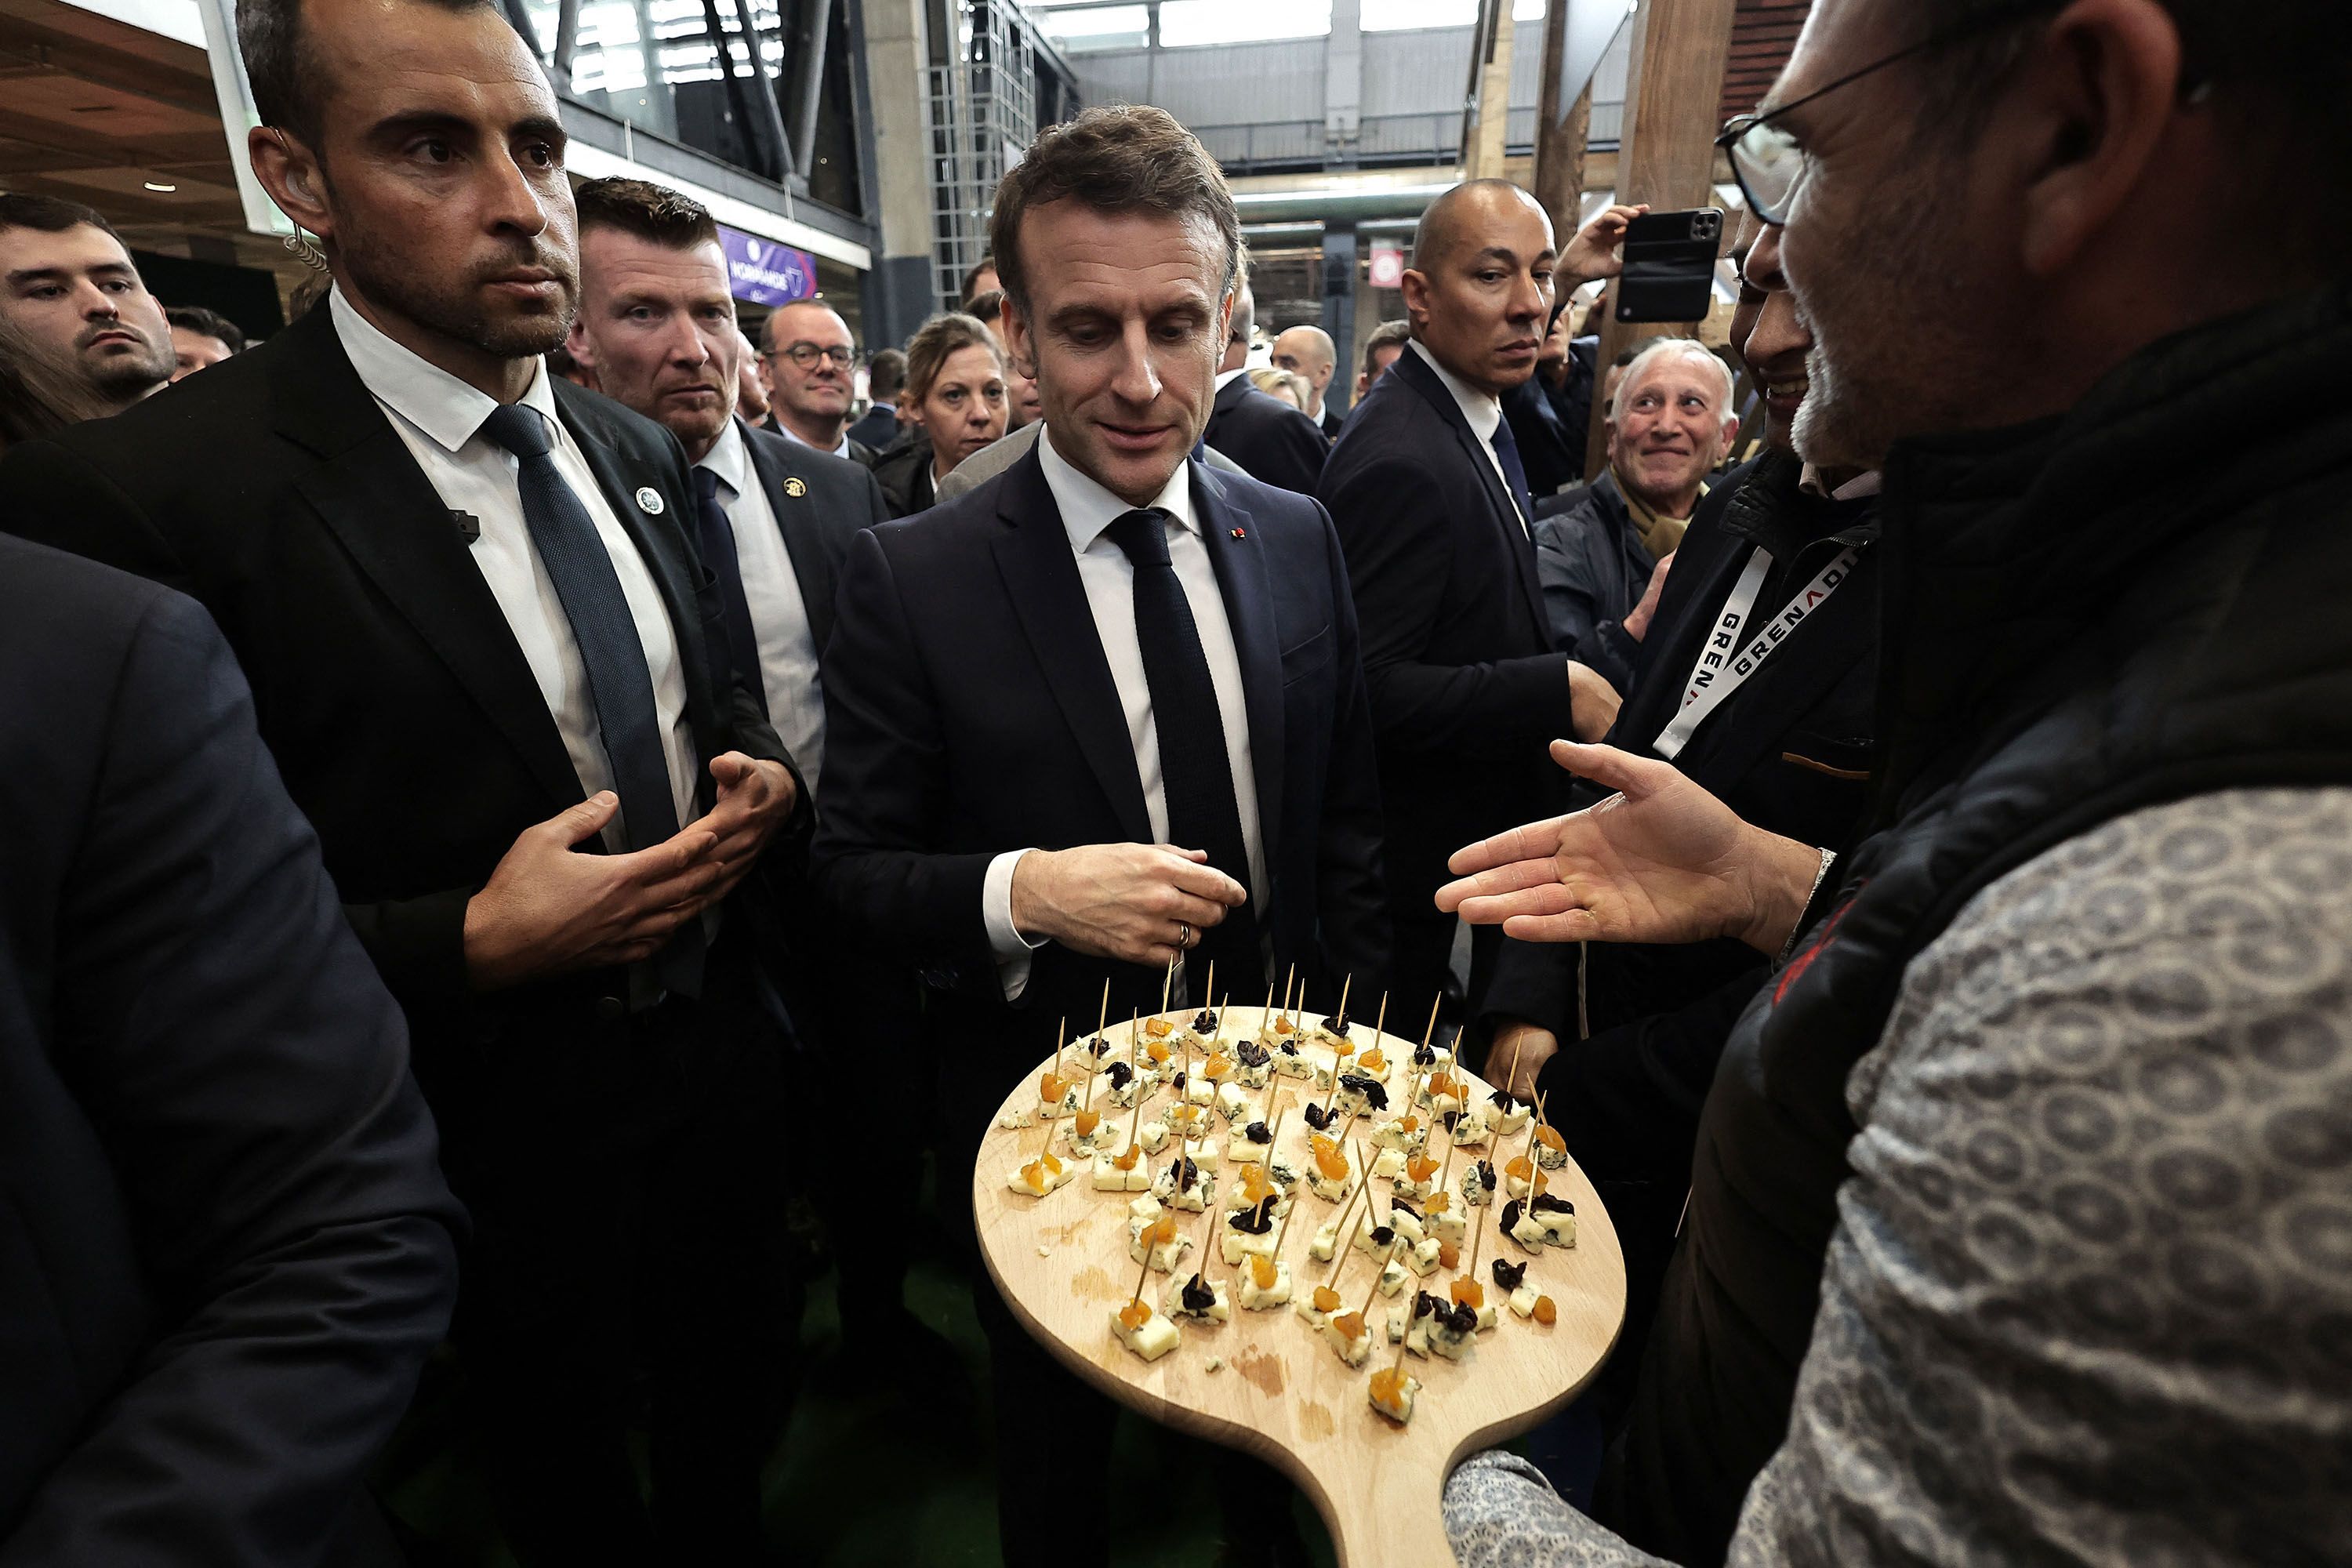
[1530,336,1739,691]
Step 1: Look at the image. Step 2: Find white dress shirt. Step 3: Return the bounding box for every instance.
[330,286,699,850]
[1406,338,1525,533]
[777,419,855,461]
[1214,365,1250,394]
[698,420,827,793]
[980,429,1268,1001]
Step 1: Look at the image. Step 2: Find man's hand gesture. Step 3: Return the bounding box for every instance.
[1435,741,1821,954]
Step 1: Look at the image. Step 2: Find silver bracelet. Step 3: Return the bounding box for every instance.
[1777,847,1839,967]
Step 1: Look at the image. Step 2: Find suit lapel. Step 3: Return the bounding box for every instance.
[989,447,1155,844]
[272,314,592,812]
[1395,348,1552,643]
[1192,464,1285,884]
[740,418,839,652]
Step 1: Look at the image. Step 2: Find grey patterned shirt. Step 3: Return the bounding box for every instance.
[1446,788,2352,1566]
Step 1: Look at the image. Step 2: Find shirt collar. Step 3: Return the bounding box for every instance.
[1214,365,1250,393]
[777,419,851,460]
[699,417,751,498]
[1406,337,1501,441]
[330,283,557,452]
[1036,424,1196,554]
[1798,464,1885,502]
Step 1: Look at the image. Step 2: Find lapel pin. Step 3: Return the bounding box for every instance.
[783,476,808,499]
[1229,527,1247,540]
[634,486,665,516]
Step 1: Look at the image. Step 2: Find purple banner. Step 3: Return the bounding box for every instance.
[717,224,815,308]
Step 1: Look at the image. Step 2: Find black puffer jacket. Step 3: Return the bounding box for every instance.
[1604,281,2352,1565]
[869,430,936,517]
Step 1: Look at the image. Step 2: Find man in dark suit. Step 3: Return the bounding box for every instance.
[1202,278,1330,495]
[812,104,1388,1568]
[0,532,463,1564]
[1318,179,1622,1024]
[760,299,877,464]
[566,173,934,1356]
[0,0,805,1558]
[844,346,905,451]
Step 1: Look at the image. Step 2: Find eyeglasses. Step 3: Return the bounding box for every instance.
[1716,0,2062,223]
[767,341,855,369]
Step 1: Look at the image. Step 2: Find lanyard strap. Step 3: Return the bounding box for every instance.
[1654,543,1860,760]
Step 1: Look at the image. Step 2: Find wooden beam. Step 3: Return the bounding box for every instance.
[1585,0,1737,480]
[1531,0,1591,245]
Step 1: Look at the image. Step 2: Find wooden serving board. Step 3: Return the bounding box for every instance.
[974,1006,1625,1568]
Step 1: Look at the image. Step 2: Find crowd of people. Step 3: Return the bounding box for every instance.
[1,0,2346,1564]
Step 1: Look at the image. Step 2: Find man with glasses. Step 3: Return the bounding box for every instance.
[1439,0,2352,1563]
[760,299,876,464]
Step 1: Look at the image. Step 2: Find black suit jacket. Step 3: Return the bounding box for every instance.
[0,536,461,1565]
[845,405,900,453]
[735,415,892,659]
[1203,375,1330,496]
[1317,343,1574,920]
[810,445,1389,1112]
[0,307,797,1087]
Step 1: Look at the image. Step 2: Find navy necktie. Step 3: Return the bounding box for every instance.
[691,466,769,719]
[1103,508,1263,1000]
[477,402,704,1000]
[1489,413,1537,531]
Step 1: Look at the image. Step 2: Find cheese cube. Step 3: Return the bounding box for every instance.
[1320,1318,1371,1366]
[1236,1259,1292,1310]
[1162,1274,1232,1323]
[1509,1284,1542,1319]
[1404,1237,1443,1276]
[1220,1228,1278,1267]
[1109,1306,1181,1362]
[1091,1152,1152,1191]
[1370,1146,1407,1181]
[1182,1136,1221,1171]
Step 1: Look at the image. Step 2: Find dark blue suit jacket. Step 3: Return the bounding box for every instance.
[811,444,1389,1096]
[1317,343,1575,924]
[1203,374,1330,496]
[0,536,461,1563]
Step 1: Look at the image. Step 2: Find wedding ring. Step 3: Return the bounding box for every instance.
[1178,922,1193,949]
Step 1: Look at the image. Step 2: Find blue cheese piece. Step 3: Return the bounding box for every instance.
[1403,1237,1443,1276]
[1110,1306,1181,1362]
[1372,1117,1426,1153]
[1532,1197,1577,1247]
[1183,1074,1217,1108]
[1534,1138,1568,1171]
[1368,1370,1421,1426]
[1236,1259,1293,1310]
[1163,1273,1232,1323]
[1063,1120,1109,1157]
[1308,1219,1352,1263]
[1377,1257,1410,1297]
[1508,1283,1542,1319]
[1385,1307,1431,1358]
[1137,1120,1172,1155]
[1487,1094,1531,1136]
[1004,1152,1076,1196]
[1219,1228,1278,1267]
[1320,1318,1372,1366]
[1370,1146,1407,1181]
[1461,1162,1497,1207]
[996,1105,1037,1131]
[1127,1216,1194,1274]
[1215,1082,1252,1126]
[1306,1167,1352,1203]
[1427,1205,1467,1245]
[1182,1136,1221,1171]
[1509,1209,1551,1250]
[1092,1151,1152,1192]
[1040,1085,1082,1120]
[1449,1110,1492,1149]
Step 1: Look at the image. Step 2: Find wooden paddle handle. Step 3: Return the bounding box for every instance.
[1319,1449,1458,1568]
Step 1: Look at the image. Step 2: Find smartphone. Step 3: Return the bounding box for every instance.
[1614,209,1724,324]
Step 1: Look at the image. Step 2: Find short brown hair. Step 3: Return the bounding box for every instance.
[1361,318,1410,379]
[0,192,122,245]
[987,105,1240,318]
[902,312,1003,405]
[574,176,720,249]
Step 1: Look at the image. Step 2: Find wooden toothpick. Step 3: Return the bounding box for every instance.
[1161,951,1177,1018]
[1334,972,1354,1025]
[1421,993,1443,1051]
[1359,1236,1396,1320]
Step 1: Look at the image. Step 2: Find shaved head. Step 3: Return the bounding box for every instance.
[1411,178,1550,276]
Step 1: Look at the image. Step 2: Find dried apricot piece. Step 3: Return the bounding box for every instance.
[1405,1154,1439,1183]
[1315,1145,1349,1181]
[1504,1155,1534,1181]
[1332,1311,1366,1341]
[1312,1285,1342,1313]
[1040,1072,1067,1102]
[1531,1294,1558,1325]
[1112,1145,1142,1171]
[1074,1109,1101,1137]
[1250,1254,1278,1290]
[1145,1017,1175,1039]
[1118,1299,1150,1330]
[1437,1241,1461,1270]
[1450,1278,1483,1308]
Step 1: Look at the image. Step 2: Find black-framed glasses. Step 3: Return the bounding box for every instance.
[767,341,855,369]
[1716,0,2062,223]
